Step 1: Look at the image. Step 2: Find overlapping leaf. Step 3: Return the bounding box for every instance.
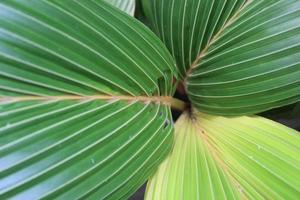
[105,0,136,16]
[142,0,300,115]
[0,0,176,199]
[145,112,300,200]
[142,0,245,77]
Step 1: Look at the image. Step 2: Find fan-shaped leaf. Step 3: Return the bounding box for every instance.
[145,112,300,200]
[142,0,245,77]
[0,0,176,199]
[142,0,300,115]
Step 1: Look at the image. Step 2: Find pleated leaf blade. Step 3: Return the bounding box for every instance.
[0,0,176,199]
[142,0,300,115]
[145,112,300,200]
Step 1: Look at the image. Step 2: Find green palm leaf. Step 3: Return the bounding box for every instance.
[1,0,299,199]
[145,111,300,200]
[142,0,300,115]
[0,1,177,199]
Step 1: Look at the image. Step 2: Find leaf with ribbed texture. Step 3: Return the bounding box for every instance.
[142,0,300,115]
[105,0,136,16]
[145,113,240,200]
[0,0,177,199]
[142,0,246,78]
[145,111,300,200]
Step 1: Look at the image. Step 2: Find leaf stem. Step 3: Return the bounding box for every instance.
[169,97,187,111]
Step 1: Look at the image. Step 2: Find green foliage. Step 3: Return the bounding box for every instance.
[143,0,300,115]
[0,1,175,199]
[0,0,299,199]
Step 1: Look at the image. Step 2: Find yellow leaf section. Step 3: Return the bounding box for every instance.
[145,112,240,200]
[145,111,300,200]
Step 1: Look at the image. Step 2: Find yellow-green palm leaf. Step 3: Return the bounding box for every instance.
[146,112,300,200]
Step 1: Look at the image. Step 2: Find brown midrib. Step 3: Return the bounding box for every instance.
[184,0,253,82]
[0,95,187,111]
[1,2,252,112]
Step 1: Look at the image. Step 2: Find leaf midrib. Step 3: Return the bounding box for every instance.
[184,0,253,82]
[0,95,187,111]
[0,1,252,113]
[193,114,249,200]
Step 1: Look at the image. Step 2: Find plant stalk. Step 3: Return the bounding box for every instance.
[170,97,187,111]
